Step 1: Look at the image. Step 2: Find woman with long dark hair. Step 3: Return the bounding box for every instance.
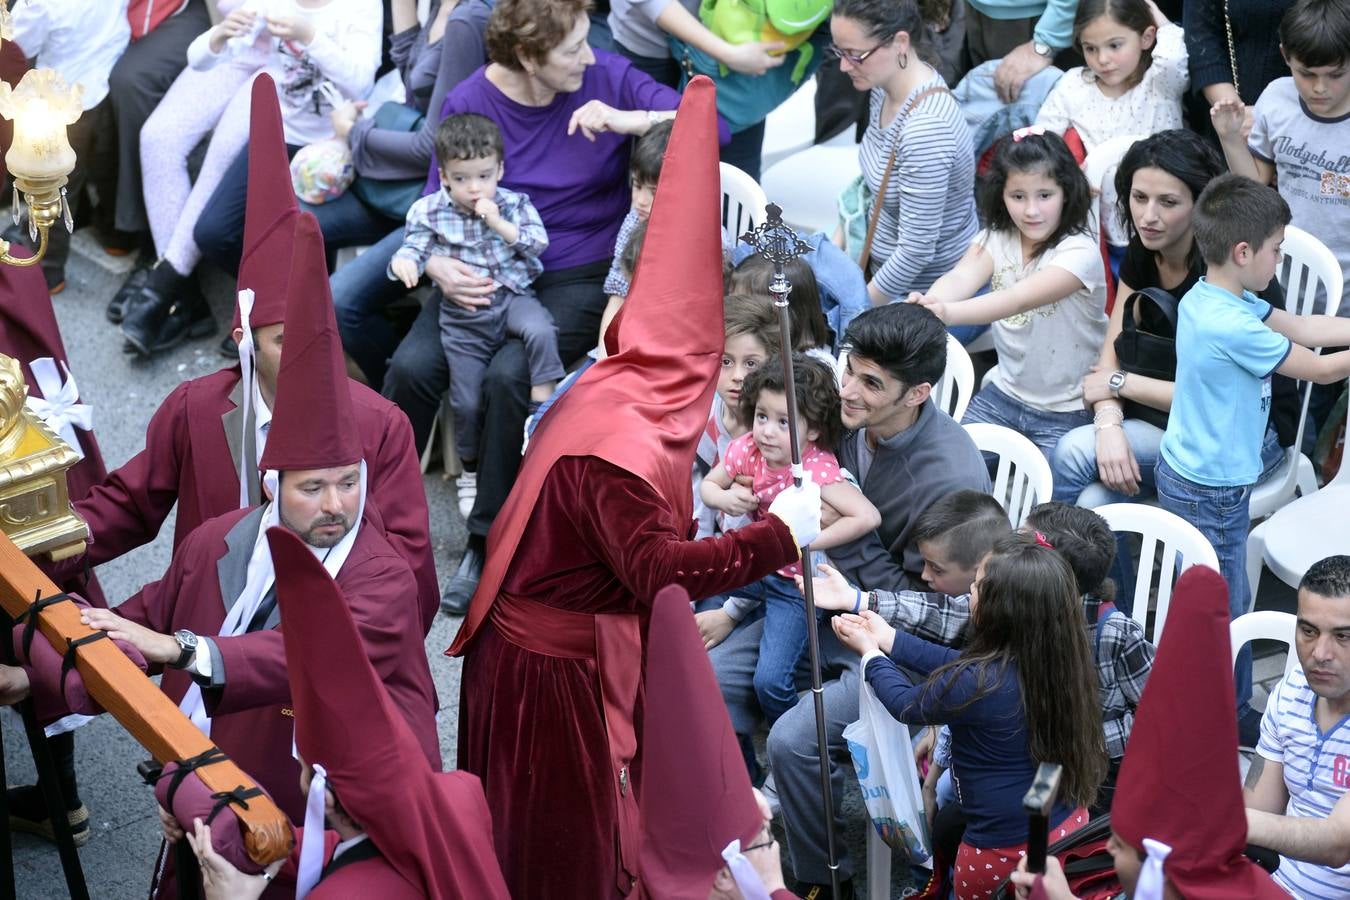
[834,533,1108,899]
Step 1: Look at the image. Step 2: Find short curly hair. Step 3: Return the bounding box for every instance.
[485,0,594,71]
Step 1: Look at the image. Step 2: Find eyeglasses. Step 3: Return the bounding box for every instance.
[743,838,776,853]
[826,41,888,64]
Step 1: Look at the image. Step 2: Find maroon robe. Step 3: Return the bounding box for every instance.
[60,365,438,630]
[0,248,109,605]
[271,828,422,898]
[457,456,798,899]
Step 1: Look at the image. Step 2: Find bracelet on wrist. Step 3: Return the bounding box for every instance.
[852,588,862,615]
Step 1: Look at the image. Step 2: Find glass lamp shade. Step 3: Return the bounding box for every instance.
[0,69,82,183]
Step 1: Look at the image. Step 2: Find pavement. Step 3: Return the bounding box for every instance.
[3,230,1302,898]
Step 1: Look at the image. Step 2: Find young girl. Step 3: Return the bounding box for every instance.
[833,534,1108,899]
[728,255,838,370]
[910,131,1108,460]
[1035,0,1188,154]
[701,354,880,723]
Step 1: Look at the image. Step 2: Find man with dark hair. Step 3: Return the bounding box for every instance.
[711,303,990,898]
[1245,554,1350,897]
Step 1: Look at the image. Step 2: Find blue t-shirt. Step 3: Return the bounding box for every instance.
[1160,278,1292,486]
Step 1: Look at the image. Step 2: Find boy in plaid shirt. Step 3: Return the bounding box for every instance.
[390,113,560,513]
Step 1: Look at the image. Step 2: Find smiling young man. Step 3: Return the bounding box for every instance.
[1244,556,1350,898]
[712,303,990,898]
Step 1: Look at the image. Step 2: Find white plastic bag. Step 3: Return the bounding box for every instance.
[843,678,932,865]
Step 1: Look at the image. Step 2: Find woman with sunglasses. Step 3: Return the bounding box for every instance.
[831,0,979,307]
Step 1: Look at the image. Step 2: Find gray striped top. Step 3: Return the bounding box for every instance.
[860,75,979,299]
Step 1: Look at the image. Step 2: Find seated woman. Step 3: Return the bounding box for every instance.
[119,0,380,357]
[366,0,726,612]
[195,0,495,281]
[830,0,979,308]
[832,533,1107,900]
[1050,129,1295,508]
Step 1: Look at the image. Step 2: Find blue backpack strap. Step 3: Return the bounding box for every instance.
[1093,601,1120,664]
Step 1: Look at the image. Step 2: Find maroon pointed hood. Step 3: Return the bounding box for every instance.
[638,584,763,896]
[450,76,725,655]
[233,73,297,332]
[257,212,360,472]
[267,526,511,897]
[1112,566,1288,898]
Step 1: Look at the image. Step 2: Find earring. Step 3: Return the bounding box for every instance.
[898,53,908,69]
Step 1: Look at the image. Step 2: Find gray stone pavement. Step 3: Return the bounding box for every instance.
[5,233,467,898]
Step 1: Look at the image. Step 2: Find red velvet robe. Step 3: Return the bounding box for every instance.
[62,366,438,630]
[457,456,799,899]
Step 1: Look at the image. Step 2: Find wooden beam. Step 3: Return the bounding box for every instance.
[0,533,292,865]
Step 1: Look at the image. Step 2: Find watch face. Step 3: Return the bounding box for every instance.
[176,630,198,650]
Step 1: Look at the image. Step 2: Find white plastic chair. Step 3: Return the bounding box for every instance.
[761,77,820,172]
[418,394,462,477]
[932,333,974,422]
[761,144,860,235]
[962,422,1053,526]
[1093,503,1219,645]
[1245,449,1350,608]
[1231,611,1299,681]
[1249,224,1344,522]
[719,162,767,240]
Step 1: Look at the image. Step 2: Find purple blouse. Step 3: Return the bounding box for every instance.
[433,50,727,270]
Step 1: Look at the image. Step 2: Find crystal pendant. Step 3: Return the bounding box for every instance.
[60,187,73,233]
[27,206,36,243]
[10,185,17,226]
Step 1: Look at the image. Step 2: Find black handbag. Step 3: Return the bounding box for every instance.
[1112,287,1178,430]
[349,101,428,221]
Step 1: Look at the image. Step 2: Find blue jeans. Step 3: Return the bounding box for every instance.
[1154,455,1254,709]
[330,227,407,390]
[726,571,820,725]
[951,59,1063,157]
[962,382,1094,463]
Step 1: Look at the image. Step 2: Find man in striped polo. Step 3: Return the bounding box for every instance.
[1245,555,1350,899]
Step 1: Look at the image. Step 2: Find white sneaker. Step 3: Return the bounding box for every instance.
[456,471,477,519]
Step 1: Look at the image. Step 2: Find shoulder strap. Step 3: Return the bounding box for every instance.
[1093,601,1120,664]
[857,85,952,276]
[1122,287,1180,335]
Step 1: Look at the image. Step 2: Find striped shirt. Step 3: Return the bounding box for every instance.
[859,75,979,300]
[1258,666,1350,899]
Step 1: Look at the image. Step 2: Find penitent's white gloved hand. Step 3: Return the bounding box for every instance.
[767,470,822,550]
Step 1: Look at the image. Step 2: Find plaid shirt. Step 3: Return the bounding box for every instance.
[391,186,548,295]
[873,589,1153,761]
[1084,594,1154,762]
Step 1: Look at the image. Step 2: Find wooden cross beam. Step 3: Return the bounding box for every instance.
[0,533,292,866]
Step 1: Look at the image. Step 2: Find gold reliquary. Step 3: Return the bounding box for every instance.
[0,355,86,561]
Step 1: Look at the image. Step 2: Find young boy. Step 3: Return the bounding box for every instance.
[1024,502,1154,814]
[692,293,781,541]
[1212,0,1350,300]
[1158,174,1350,735]
[389,113,559,518]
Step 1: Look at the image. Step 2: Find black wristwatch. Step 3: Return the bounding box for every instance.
[170,629,198,670]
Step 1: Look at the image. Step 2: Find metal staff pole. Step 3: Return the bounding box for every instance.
[741,203,840,897]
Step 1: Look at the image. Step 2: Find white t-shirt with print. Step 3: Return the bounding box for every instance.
[1250,77,1350,311]
[980,228,1108,412]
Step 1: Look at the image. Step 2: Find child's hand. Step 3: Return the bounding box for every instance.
[905,291,926,304]
[914,725,937,770]
[796,562,857,612]
[390,257,420,289]
[209,8,256,53]
[474,197,501,224]
[717,482,759,517]
[832,612,879,656]
[859,609,897,654]
[908,293,947,322]
[266,12,317,45]
[695,609,736,650]
[1210,98,1250,141]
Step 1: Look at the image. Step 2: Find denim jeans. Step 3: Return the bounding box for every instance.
[717,571,820,725]
[951,59,1064,157]
[962,382,1094,462]
[1154,455,1254,709]
[330,227,407,390]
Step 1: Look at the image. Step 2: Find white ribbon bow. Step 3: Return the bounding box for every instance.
[1134,838,1172,900]
[295,763,328,900]
[721,839,772,900]
[25,357,91,460]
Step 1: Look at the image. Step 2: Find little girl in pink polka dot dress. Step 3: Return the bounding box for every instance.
[701,353,880,724]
